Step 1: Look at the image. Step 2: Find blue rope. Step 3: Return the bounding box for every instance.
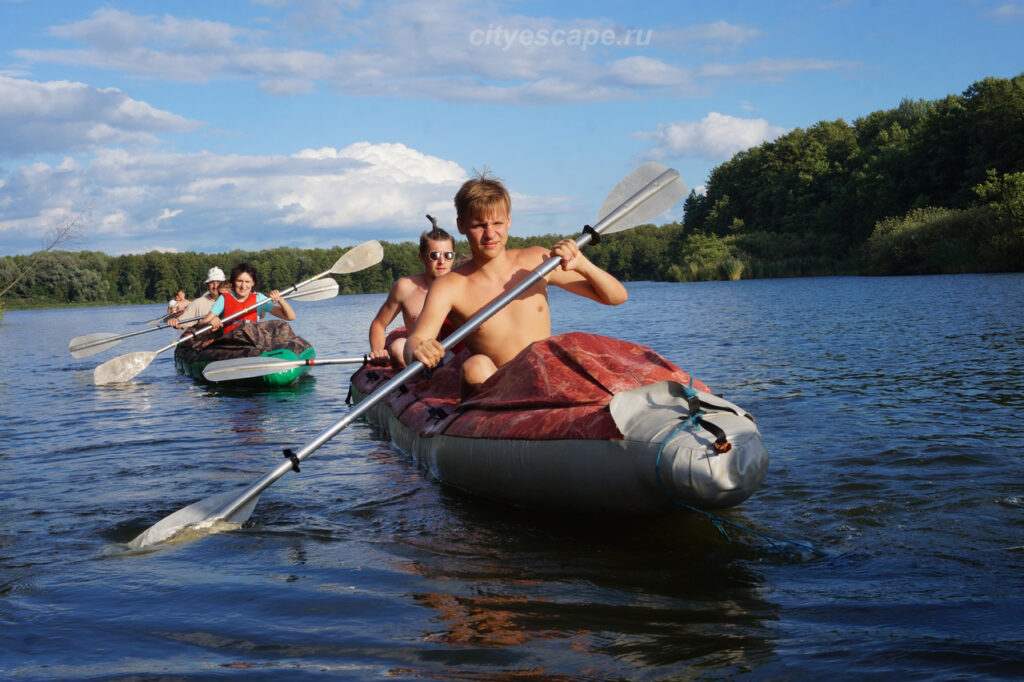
[654,403,824,562]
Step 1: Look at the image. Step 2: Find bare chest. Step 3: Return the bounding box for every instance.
[451,278,550,344]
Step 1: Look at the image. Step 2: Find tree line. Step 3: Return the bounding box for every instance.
[679,73,1024,279]
[2,72,1022,311]
[0,229,687,310]
[0,243,418,309]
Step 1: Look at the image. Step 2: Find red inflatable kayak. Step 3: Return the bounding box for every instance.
[350,332,768,513]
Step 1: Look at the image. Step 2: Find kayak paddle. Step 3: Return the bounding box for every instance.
[145,311,180,326]
[70,315,204,359]
[94,240,383,386]
[129,162,686,548]
[202,355,369,382]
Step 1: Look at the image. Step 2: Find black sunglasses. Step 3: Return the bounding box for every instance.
[428,251,455,261]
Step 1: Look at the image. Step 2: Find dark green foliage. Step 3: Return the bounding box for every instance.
[866,206,990,274]
[682,72,1024,277]
[865,169,1024,275]
[0,226,692,309]
[0,241,438,309]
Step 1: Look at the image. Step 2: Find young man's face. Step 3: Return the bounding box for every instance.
[420,239,456,279]
[458,208,509,259]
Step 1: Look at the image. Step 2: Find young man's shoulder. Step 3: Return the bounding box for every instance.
[511,244,549,266]
[392,273,427,294]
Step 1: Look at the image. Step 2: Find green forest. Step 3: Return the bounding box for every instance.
[1,73,1022,311]
[680,73,1024,279]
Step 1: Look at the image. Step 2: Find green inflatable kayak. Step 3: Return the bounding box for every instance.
[174,319,315,386]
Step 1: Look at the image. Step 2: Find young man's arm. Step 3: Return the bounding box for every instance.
[404,277,456,368]
[544,240,628,305]
[368,281,404,362]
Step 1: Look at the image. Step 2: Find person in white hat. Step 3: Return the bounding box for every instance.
[169,266,226,329]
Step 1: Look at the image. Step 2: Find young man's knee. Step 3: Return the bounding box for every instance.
[463,355,496,382]
[459,354,497,399]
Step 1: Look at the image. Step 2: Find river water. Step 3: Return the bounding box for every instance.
[1,276,1022,679]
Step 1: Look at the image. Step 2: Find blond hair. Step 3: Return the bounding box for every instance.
[454,169,510,222]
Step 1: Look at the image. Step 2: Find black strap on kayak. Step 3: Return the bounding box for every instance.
[697,416,731,453]
[678,381,731,453]
[427,406,449,421]
[283,448,300,473]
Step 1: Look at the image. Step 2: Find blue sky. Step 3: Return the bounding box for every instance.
[0,0,1022,256]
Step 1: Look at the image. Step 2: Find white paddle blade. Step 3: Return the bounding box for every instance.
[596,162,688,234]
[287,278,340,302]
[69,332,120,358]
[129,487,260,548]
[203,356,299,382]
[331,240,384,274]
[93,351,157,385]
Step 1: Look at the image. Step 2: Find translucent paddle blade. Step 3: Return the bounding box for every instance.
[203,356,364,381]
[69,332,119,358]
[93,351,157,385]
[287,277,339,301]
[129,487,260,549]
[332,240,384,274]
[596,162,688,234]
[203,357,296,382]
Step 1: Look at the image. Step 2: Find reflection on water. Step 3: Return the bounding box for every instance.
[331,465,782,677]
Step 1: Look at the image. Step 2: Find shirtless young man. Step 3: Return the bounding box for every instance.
[405,173,628,398]
[368,226,456,368]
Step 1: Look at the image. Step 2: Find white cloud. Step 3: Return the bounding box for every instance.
[606,56,692,88]
[989,3,1024,20]
[654,21,762,52]
[0,76,201,158]
[635,112,789,162]
[12,5,853,104]
[697,57,855,82]
[50,7,263,55]
[0,142,468,255]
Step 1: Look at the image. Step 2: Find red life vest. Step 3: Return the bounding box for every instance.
[221,292,259,334]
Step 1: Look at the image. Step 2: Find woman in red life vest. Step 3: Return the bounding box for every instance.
[200,262,295,334]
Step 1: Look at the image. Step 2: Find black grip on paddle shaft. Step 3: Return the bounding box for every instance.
[283,448,300,473]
